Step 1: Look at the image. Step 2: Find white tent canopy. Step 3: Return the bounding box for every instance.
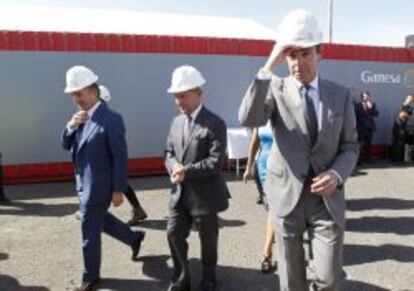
[0,5,276,40]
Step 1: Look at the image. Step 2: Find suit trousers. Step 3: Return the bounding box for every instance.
[80,205,138,283]
[274,184,344,291]
[124,184,141,209]
[167,200,219,287]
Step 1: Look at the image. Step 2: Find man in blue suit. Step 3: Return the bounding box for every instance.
[62,66,145,291]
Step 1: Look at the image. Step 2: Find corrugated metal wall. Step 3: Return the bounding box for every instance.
[1,31,414,183]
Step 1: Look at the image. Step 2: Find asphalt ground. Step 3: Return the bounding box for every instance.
[0,161,413,291]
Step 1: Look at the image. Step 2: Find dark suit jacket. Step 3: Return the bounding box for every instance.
[354,102,378,138]
[62,103,128,207]
[164,106,230,216]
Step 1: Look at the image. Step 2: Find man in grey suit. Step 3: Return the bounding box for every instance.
[239,10,358,291]
[164,65,230,291]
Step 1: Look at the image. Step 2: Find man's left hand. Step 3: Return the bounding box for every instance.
[310,171,339,196]
[112,191,124,207]
[170,164,186,184]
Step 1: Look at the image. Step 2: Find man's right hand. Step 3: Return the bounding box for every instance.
[263,43,290,73]
[67,111,88,130]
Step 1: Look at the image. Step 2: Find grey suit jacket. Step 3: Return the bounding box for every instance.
[165,106,230,216]
[239,76,358,225]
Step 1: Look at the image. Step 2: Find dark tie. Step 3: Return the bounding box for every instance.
[301,85,318,146]
[76,124,85,144]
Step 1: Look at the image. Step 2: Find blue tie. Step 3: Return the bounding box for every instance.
[301,85,318,146]
[76,124,84,144]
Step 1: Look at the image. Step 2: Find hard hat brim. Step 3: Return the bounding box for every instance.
[167,82,205,94]
[277,40,321,50]
[64,79,98,94]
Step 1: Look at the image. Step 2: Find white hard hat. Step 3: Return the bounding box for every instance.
[99,85,112,102]
[276,9,323,48]
[167,65,206,94]
[64,65,99,93]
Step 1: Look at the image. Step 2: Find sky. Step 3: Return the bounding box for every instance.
[1,0,413,47]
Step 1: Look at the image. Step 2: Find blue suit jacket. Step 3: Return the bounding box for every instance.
[62,103,128,207]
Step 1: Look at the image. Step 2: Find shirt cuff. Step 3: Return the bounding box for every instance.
[256,68,274,80]
[66,124,76,135]
[329,169,343,185]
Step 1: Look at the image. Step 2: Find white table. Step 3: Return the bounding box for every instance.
[226,127,251,175]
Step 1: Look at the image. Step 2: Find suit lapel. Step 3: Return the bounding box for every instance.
[312,78,331,150]
[77,103,105,152]
[283,77,311,146]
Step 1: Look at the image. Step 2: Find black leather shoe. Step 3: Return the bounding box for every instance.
[131,231,145,261]
[128,207,148,225]
[73,279,100,291]
[0,196,10,205]
[165,282,191,291]
[197,279,216,291]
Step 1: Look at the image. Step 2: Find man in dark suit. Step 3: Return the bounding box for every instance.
[354,91,379,162]
[61,66,145,291]
[164,65,230,291]
[239,10,358,291]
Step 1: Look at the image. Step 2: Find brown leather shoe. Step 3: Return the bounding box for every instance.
[73,279,99,291]
[131,231,145,261]
[127,207,148,225]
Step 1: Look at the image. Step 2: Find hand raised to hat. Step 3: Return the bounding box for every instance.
[263,43,290,74]
[67,110,88,130]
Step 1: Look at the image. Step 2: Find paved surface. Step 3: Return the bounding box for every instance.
[0,162,413,291]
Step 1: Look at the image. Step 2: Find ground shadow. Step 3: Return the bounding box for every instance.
[344,243,414,266]
[347,198,414,211]
[4,171,248,202]
[350,168,368,177]
[341,279,388,291]
[0,252,9,261]
[357,159,414,169]
[128,172,243,191]
[137,255,388,291]
[128,175,171,192]
[346,216,414,235]
[0,252,50,291]
[139,255,278,291]
[137,217,246,231]
[3,181,75,201]
[0,201,78,217]
[97,277,163,291]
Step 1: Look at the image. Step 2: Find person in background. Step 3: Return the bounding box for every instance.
[391,94,414,162]
[354,91,379,163]
[99,86,148,225]
[61,66,145,291]
[243,121,276,273]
